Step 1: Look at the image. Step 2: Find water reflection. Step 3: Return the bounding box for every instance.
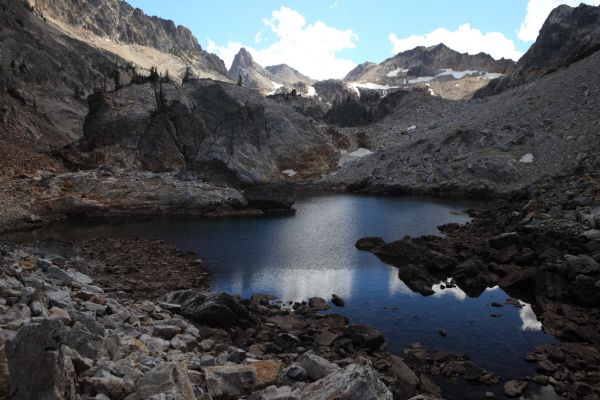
[5,193,557,385]
[519,302,543,331]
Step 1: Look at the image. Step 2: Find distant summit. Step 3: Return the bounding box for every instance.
[229,48,316,95]
[344,43,515,87]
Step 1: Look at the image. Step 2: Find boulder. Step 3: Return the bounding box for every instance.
[346,324,386,351]
[296,351,340,381]
[503,380,527,398]
[558,255,600,279]
[307,297,329,311]
[6,319,77,400]
[297,358,393,400]
[205,364,257,399]
[387,356,419,399]
[243,184,295,210]
[489,232,521,249]
[250,359,282,389]
[249,385,297,400]
[127,362,195,400]
[331,294,345,307]
[161,290,254,329]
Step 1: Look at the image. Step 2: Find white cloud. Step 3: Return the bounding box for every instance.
[206,7,357,80]
[329,0,342,10]
[389,23,523,61]
[518,0,600,42]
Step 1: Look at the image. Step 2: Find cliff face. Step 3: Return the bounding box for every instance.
[77,79,339,185]
[476,3,600,97]
[32,0,230,80]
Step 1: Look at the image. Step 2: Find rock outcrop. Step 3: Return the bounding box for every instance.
[476,3,600,97]
[77,79,339,185]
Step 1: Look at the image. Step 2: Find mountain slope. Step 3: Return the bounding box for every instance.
[31,0,230,81]
[324,45,600,195]
[265,64,316,87]
[343,44,515,99]
[476,3,600,97]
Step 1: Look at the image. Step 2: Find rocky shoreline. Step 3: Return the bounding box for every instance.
[1,236,448,400]
[357,171,600,399]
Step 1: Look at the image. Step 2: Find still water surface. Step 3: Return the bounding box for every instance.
[13,194,560,399]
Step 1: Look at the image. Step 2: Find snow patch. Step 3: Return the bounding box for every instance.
[438,69,479,79]
[519,153,534,164]
[282,169,298,177]
[350,82,399,91]
[407,125,417,131]
[408,76,435,84]
[484,72,504,80]
[306,86,317,97]
[348,148,374,157]
[386,68,408,78]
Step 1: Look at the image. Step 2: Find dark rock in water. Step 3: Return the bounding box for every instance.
[438,329,448,337]
[331,294,345,307]
[396,265,436,296]
[6,319,77,400]
[346,324,386,351]
[243,184,295,210]
[355,237,385,250]
[308,297,330,310]
[161,290,254,329]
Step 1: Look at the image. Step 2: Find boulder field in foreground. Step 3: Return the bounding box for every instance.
[0,239,442,400]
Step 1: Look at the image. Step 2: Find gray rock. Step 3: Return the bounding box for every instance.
[6,319,77,400]
[582,230,600,240]
[345,324,386,351]
[205,364,257,399]
[283,365,308,382]
[249,385,298,400]
[153,324,183,340]
[307,297,329,310]
[296,351,340,381]
[162,290,254,330]
[170,334,197,351]
[503,380,527,398]
[79,372,134,400]
[126,362,195,400]
[297,358,393,400]
[559,254,600,279]
[47,290,74,310]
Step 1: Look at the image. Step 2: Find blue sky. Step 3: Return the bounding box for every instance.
[127,0,599,79]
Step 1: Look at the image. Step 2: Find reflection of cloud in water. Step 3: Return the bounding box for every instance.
[431,280,467,301]
[256,268,355,302]
[388,269,417,296]
[519,302,542,331]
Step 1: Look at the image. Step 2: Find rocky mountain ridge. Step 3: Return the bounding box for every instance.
[30,0,230,81]
[476,3,600,97]
[344,43,515,96]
